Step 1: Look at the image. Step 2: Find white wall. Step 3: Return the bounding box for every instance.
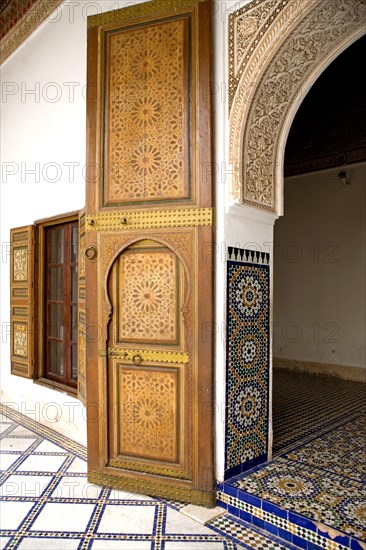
[273,163,366,370]
[0,0,147,445]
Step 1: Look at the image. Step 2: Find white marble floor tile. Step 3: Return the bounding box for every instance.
[17,537,81,549]
[91,541,151,549]
[30,503,95,532]
[0,408,276,550]
[51,476,102,499]
[10,426,36,437]
[165,543,225,550]
[0,453,22,470]
[16,454,67,473]
[108,488,153,501]
[180,505,226,525]
[165,508,215,535]
[0,501,35,530]
[0,474,53,497]
[66,457,87,473]
[97,504,156,534]
[0,536,10,549]
[35,440,67,453]
[0,437,37,452]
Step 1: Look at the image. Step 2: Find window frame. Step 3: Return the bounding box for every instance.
[34,211,80,396]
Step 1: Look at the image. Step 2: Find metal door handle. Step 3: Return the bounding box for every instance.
[85,245,97,260]
[133,354,142,365]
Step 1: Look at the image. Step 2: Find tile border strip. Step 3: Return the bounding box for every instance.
[227,247,270,265]
[0,403,87,460]
[217,487,364,550]
[208,513,300,550]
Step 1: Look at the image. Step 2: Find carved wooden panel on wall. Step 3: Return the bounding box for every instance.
[10,226,35,379]
[118,366,179,462]
[13,248,28,281]
[13,323,28,357]
[105,18,190,206]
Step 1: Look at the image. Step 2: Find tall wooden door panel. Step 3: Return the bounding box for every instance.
[85,0,214,506]
[107,240,189,479]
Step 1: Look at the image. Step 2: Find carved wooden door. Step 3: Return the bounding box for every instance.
[85,0,214,506]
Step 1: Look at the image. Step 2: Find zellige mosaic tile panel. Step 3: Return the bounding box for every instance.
[225,248,270,479]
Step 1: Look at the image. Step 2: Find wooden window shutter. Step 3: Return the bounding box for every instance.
[10,225,35,378]
[77,209,87,404]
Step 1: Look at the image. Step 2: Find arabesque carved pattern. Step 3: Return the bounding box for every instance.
[99,232,193,338]
[119,250,178,343]
[229,0,283,110]
[13,248,27,281]
[14,323,27,357]
[106,19,188,204]
[120,368,178,462]
[229,0,366,208]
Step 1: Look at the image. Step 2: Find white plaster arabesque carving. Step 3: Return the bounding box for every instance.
[229,0,366,212]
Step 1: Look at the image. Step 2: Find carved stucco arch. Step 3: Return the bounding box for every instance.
[229,0,366,214]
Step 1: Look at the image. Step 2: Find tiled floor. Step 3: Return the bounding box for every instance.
[219,371,366,549]
[0,404,292,550]
[272,369,366,455]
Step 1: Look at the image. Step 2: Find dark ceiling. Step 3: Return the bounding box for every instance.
[285,34,366,176]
